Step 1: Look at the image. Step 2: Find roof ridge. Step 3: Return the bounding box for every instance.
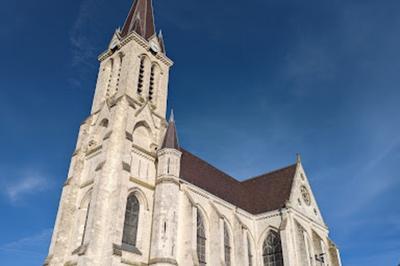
[241,163,297,183]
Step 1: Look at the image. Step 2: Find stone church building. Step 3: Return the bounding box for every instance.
[45,0,342,265]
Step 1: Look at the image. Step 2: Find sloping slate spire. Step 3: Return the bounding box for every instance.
[121,0,156,40]
[161,111,179,149]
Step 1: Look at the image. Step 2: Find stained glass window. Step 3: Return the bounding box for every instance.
[122,194,140,247]
[224,222,232,266]
[263,231,284,266]
[197,211,206,266]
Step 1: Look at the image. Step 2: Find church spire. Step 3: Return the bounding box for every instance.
[161,111,179,150]
[121,0,156,40]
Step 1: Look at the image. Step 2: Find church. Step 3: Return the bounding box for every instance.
[45,0,342,265]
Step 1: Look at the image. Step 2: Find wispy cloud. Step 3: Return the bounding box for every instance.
[0,229,52,257]
[3,172,51,203]
[70,0,101,68]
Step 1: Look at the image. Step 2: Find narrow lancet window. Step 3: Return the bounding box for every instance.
[81,203,90,245]
[224,222,232,266]
[263,231,284,266]
[122,194,140,247]
[197,210,206,266]
[148,64,156,102]
[137,57,145,95]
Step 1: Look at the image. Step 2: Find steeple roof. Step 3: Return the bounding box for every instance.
[121,0,156,40]
[161,111,179,149]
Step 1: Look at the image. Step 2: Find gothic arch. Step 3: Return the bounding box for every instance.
[294,219,314,266]
[138,54,151,61]
[79,188,93,209]
[222,217,234,266]
[133,120,152,134]
[257,225,281,248]
[132,120,153,150]
[262,230,284,266]
[195,204,210,228]
[122,193,140,248]
[127,187,150,211]
[196,207,208,266]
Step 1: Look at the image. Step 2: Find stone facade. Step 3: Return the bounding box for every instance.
[45,1,342,266]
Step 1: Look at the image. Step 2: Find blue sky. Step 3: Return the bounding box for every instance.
[0,0,399,265]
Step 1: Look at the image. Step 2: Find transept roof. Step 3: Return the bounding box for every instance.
[180,149,297,215]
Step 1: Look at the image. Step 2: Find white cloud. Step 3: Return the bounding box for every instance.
[0,229,52,256]
[69,0,106,68]
[5,174,50,203]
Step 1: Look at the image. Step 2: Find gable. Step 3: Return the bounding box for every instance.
[288,163,325,225]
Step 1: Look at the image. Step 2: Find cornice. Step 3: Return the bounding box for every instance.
[98,32,173,67]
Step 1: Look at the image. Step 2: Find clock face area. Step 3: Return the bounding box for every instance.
[150,41,160,53]
[301,186,311,206]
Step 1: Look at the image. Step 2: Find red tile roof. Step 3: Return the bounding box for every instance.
[180,149,297,215]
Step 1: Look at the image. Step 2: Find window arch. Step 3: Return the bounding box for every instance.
[223,221,232,266]
[132,121,152,150]
[122,194,140,247]
[196,210,207,266]
[263,231,284,266]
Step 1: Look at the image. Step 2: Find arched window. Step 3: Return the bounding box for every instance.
[148,64,156,102]
[137,57,145,95]
[263,231,284,266]
[247,235,253,266]
[196,210,206,266]
[224,221,232,266]
[122,194,140,247]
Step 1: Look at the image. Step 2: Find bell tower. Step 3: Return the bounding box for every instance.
[45,0,174,265]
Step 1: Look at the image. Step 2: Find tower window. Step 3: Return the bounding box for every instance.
[149,64,156,102]
[122,194,140,247]
[197,210,207,266]
[137,57,145,95]
[263,231,284,266]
